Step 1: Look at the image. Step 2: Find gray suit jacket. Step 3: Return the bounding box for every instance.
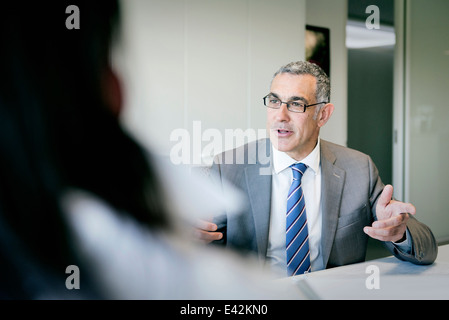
[211,138,437,268]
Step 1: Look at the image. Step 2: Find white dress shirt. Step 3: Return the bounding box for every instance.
[266,139,324,276]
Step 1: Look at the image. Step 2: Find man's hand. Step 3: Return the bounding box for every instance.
[194,219,223,243]
[364,184,416,243]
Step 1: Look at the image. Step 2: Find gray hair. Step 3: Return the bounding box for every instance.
[272,61,330,109]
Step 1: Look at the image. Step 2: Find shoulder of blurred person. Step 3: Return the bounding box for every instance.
[0,1,166,298]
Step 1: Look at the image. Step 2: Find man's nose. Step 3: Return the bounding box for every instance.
[275,103,290,121]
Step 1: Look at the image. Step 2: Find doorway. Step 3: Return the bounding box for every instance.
[347,0,395,259]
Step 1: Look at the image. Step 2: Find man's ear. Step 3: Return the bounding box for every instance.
[102,65,123,117]
[317,103,334,128]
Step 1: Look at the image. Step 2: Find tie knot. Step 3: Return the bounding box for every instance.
[290,163,307,180]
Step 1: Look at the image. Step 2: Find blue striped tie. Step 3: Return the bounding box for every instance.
[286,163,311,276]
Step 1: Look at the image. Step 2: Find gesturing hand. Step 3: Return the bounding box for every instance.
[364,184,416,243]
[194,219,223,243]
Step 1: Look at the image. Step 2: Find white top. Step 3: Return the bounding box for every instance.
[62,157,309,299]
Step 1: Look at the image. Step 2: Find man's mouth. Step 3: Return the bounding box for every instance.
[275,128,293,136]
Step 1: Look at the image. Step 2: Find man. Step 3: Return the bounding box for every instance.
[197,61,437,276]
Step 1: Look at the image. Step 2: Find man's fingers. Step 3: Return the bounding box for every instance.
[364,212,408,242]
[196,219,218,232]
[193,219,222,243]
[391,201,416,216]
[372,212,409,228]
[377,184,394,208]
[363,225,406,242]
[196,230,223,243]
[376,184,416,220]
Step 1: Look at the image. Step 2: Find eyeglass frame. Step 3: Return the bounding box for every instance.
[262,94,328,113]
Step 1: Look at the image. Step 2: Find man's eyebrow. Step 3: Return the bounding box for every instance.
[289,96,308,104]
[269,92,309,104]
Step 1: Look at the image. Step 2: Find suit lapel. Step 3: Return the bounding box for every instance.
[245,138,272,257]
[245,165,271,257]
[320,140,345,268]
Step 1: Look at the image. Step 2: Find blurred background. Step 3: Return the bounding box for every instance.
[112,0,449,258]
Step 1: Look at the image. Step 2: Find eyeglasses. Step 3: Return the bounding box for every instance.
[263,94,327,113]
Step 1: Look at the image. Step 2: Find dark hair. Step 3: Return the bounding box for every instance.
[0,2,169,298]
[273,61,331,105]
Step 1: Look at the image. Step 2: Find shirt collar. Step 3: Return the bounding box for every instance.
[272,138,321,175]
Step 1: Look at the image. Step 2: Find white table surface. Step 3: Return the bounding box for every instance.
[288,244,449,300]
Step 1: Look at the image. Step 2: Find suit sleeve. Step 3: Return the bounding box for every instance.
[384,216,438,265]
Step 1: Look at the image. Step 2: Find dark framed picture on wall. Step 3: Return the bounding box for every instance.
[305,25,330,77]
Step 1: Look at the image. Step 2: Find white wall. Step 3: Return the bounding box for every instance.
[306,0,348,147]
[115,0,306,165]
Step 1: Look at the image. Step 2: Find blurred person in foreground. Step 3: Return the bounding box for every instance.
[0,2,307,299]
